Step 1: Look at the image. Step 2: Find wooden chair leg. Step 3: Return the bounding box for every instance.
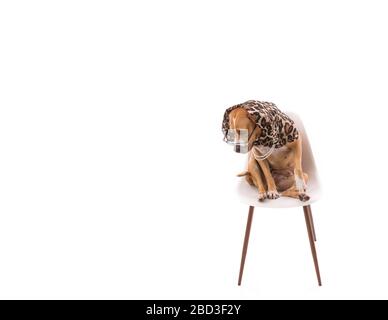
[306,205,317,241]
[238,206,254,286]
[303,206,322,286]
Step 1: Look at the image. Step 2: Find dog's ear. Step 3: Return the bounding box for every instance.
[248,124,261,150]
[248,125,258,144]
[241,111,260,149]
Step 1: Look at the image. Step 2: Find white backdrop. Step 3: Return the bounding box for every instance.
[1,0,387,299]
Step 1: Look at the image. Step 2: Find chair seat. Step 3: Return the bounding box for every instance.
[236,112,322,209]
[236,178,321,208]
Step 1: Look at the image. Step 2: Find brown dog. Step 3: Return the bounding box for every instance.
[223,101,309,202]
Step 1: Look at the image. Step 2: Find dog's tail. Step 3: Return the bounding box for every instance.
[237,170,255,186]
[236,171,250,177]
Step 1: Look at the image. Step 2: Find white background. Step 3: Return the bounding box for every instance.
[0,0,387,299]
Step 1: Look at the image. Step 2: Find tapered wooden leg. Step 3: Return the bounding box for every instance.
[238,206,254,286]
[303,206,322,286]
[305,205,317,242]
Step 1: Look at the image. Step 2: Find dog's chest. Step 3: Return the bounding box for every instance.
[254,145,294,169]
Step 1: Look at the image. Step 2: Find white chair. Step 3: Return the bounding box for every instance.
[236,112,322,286]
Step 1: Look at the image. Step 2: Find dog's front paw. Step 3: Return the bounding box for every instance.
[298,193,310,202]
[258,191,266,202]
[267,189,280,200]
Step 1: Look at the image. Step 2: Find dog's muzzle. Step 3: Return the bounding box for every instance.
[224,129,249,154]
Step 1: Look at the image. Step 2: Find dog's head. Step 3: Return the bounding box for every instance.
[223,107,261,153]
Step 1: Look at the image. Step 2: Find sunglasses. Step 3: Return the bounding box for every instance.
[224,128,249,153]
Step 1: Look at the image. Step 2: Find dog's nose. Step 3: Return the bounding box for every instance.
[235,144,240,153]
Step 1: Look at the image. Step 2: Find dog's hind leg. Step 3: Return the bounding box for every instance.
[280,187,300,199]
[281,173,310,201]
[288,138,310,201]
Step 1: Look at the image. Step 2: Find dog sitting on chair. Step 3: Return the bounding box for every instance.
[222,100,310,202]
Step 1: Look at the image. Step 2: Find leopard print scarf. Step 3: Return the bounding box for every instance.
[222,100,299,148]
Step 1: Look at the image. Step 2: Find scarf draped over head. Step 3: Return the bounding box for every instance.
[222,100,299,148]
